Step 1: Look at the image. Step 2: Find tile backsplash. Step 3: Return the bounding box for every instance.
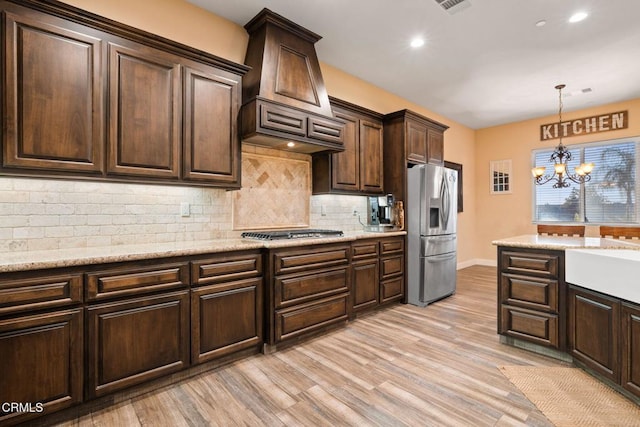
[0,147,368,253]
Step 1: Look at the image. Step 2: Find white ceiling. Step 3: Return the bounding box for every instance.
[188,0,640,129]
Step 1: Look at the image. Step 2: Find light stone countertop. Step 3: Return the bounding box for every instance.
[492,234,640,250]
[0,230,406,273]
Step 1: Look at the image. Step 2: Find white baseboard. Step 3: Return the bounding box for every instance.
[457,258,496,270]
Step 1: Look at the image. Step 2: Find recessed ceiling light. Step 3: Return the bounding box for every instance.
[287,142,295,148]
[535,20,547,27]
[569,11,588,23]
[410,38,425,48]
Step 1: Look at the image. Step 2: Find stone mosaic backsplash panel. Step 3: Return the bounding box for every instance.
[233,150,311,230]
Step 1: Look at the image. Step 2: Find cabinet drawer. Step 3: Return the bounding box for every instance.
[500,305,559,348]
[86,290,190,398]
[273,246,349,276]
[275,267,349,308]
[0,273,82,315]
[351,241,379,260]
[86,263,189,301]
[380,276,404,304]
[500,273,558,312]
[381,255,404,279]
[381,238,404,255]
[501,251,559,278]
[191,253,262,286]
[274,293,348,343]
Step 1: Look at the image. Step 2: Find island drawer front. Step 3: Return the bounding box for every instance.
[273,246,349,276]
[501,251,559,278]
[275,267,349,308]
[191,253,263,286]
[500,305,559,348]
[500,273,558,312]
[381,238,404,255]
[274,293,348,342]
[0,273,83,315]
[351,242,379,260]
[86,263,189,301]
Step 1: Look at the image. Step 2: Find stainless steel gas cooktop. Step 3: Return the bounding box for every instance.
[241,229,344,240]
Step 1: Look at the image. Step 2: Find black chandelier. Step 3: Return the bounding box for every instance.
[531,84,594,188]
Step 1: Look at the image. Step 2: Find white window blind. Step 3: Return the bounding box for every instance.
[532,137,638,224]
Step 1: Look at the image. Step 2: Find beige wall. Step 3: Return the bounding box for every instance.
[475,98,640,261]
[58,0,479,266]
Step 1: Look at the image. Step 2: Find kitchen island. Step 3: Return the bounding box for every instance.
[493,234,640,402]
[0,230,405,426]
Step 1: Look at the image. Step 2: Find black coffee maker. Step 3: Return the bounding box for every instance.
[368,194,395,225]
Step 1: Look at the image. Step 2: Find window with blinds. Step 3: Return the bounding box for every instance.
[532,137,638,224]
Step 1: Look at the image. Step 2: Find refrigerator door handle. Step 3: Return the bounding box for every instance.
[440,173,450,230]
[425,252,456,263]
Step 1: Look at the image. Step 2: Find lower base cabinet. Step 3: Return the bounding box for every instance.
[568,286,620,383]
[622,302,640,397]
[86,291,190,399]
[0,309,83,426]
[191,277,263,364]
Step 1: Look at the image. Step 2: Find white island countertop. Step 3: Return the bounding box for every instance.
[0,230,406,273]
[492,234,640,250]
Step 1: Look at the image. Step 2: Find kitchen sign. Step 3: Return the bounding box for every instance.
[540,110,628,141]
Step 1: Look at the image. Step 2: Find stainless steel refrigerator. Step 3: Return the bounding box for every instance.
[407,163,458,306]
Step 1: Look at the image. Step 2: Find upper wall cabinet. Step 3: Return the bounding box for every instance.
[2,7,105,174]
[0,0,247,188]
[312,98,384,195]
[383,110,448,203]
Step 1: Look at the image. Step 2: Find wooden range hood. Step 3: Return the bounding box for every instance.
[240,9,345,153]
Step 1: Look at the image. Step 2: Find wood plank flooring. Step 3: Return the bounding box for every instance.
[56,266,569,426]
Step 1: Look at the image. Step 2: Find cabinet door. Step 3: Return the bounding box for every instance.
[191,278,262,364]
[405,119,428,164]
[107,42,181,179]
[0,309,82,426]
[621,302,640,398]
[352,259,379,312]
[3,9,104,173]
[427,128,444,165]
[568,286,620,383]
[183,64,241,186]
[331,109,360,192]
[359,119,384,193]
[86,291,189,398]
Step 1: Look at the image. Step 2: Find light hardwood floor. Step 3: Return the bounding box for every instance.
[56,266,568,426]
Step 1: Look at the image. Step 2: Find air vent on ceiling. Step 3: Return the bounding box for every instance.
[435,0,472,15]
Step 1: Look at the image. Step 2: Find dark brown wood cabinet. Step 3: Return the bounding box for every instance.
[267,243,350,345]
[0,308,83,426]
[622,302,640,398]
[568,286,620,383]
[497,247,565,350]
[2,5,104,174]
[313,98,384,195]
[383,109,448,207]
[86,290,190,398]
[0,268,85,426]
[107,42,181,179]
[190,252,263,364]
[183,64,241,186]
[351,241,379,313]
[0,0,247,188]
[351,236,405,315]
